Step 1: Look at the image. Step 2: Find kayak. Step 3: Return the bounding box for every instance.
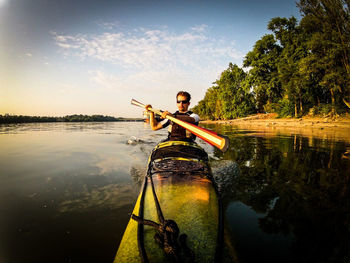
[115,140,222,263]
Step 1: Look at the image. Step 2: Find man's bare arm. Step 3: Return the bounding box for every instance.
[149,111,164,130]
[146,104,164,131]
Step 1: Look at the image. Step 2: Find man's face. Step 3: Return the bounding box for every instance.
[176,95,190,113]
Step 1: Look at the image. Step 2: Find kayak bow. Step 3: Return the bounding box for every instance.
[115,140,222,262]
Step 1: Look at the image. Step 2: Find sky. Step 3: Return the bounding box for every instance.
[0,0,300,117]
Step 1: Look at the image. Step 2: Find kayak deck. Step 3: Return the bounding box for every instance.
[115,141,221,262]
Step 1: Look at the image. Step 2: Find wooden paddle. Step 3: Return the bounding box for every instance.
[131,99,230,152]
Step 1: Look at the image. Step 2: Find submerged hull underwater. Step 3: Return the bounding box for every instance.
[115,140,222,262]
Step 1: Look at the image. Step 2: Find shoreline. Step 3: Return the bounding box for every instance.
[200,114,350,142]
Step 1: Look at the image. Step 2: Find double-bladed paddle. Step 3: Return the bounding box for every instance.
[131,99,229,152]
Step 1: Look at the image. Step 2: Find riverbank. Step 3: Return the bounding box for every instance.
[201,114,350,142]
[0,114,144,124]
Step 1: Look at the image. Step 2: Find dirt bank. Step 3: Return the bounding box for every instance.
[200,114,350,142]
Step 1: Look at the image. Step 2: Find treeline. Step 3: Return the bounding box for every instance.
[0,114,142,124]
[193,0,350,120]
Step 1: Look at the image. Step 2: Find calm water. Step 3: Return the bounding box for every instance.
[1,122,350,263]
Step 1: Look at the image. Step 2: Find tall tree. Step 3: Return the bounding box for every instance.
[192,86,223,120]
[192,64,256,120]
[298,0,350,110]
[243,34,283,112]
[216,63,256,119]
[269,17,310,116]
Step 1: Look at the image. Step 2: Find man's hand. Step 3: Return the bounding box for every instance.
[161,111,172,119]
[145,104,152,112]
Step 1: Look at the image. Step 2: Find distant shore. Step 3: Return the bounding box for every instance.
[201,113,350,142]
[0,114,144,124]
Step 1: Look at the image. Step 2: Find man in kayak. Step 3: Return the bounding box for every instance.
[146,91,200,142]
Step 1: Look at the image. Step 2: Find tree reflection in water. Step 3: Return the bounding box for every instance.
[207,124,350,263]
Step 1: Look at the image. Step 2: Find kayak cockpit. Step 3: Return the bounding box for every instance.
[115,141,222,263]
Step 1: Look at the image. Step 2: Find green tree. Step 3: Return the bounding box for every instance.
[194,0,350,119]
[216,63,256,119]
[192,86,223,120]
[192,64,256,120]
[243,34,283,113]
[269,17,310,116]
[298,0,350,111]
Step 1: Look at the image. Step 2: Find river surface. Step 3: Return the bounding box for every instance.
[1,122,350,263]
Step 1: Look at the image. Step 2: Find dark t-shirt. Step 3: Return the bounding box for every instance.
[161,111,200,141]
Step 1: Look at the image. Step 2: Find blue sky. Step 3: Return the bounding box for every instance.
[0,0,300,117]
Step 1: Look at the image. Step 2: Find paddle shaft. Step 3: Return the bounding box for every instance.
[131,99,229,152]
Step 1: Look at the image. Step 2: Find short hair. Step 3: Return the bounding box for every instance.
[176,91,191,101]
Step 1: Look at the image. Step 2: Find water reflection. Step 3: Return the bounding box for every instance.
[203,124,350,263]
[1,122,350,263]
[0,122,166,263]
[58,184,138,213]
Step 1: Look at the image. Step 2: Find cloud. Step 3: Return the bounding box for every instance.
[190,24,209,33]
[53,25,243,98]
[52,25,242,71]
[89,69,196,93]
[89,70,125,92]
[0,0,7,8]
[95,20,121,30]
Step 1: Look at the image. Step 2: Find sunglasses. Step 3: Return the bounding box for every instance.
[177,100,189,104]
